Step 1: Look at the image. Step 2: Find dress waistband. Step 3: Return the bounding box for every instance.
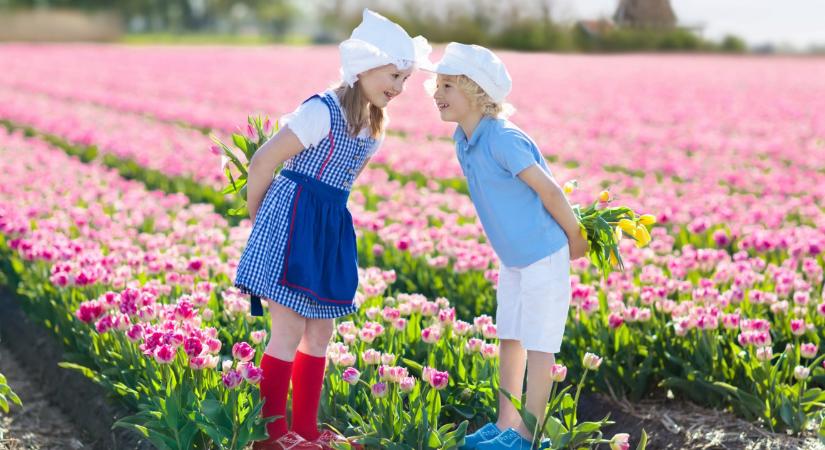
[280,170,349,205]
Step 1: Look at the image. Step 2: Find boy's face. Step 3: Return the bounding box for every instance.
[433,74,473,123]
[359,64,413,108]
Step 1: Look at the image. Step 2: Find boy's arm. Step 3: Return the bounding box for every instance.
[517,165,589,260]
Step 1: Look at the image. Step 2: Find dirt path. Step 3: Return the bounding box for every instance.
[0,342,91,450]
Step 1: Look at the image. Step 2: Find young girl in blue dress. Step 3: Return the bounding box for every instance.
[233,10,431,450]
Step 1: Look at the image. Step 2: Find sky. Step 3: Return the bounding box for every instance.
[317,0,825,50]
[551,0,825,49]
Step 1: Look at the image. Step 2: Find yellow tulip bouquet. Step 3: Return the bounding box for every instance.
[564,180,655,278]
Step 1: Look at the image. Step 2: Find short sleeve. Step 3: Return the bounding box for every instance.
[367,132,385,157]
[490,129,539,177]
[279,98,331,148]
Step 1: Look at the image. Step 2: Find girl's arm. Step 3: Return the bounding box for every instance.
[517,165,589,260]
[355,156,373,180]
[247,127,305,222]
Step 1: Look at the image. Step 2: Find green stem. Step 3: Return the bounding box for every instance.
[571,369,589,430]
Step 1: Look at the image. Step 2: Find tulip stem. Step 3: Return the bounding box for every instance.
[571,369,589,429]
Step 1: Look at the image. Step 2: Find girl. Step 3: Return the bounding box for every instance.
[428,43,588,450]
[234,10,431,450]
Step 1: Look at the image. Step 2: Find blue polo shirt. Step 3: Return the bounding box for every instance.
[455,116,568,268]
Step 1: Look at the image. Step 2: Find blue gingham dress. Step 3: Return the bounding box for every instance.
[234,92,377,318]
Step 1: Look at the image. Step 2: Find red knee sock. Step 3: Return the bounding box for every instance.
[290,350,327,441]
[258,353,293,442]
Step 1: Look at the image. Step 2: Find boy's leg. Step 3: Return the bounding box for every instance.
[496,339,527,431]
[515,350,555,441]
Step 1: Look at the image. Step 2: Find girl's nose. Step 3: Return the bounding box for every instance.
[394,80,405,94]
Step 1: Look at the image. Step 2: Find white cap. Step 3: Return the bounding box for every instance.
[339,9,433,87]
[428,42,512,103]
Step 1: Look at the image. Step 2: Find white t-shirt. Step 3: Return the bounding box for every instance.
[280,91,384,157]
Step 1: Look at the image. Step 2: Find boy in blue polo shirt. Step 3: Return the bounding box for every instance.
[428,43,589,450]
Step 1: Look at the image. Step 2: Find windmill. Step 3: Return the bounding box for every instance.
[613,0,677,29]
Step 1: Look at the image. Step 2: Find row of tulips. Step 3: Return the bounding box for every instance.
[6,112,825,438]
[4,90,825,438]
[3,85,824,291]
[0,128,641,448]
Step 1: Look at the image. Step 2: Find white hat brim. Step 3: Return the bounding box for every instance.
[422,62,465,75]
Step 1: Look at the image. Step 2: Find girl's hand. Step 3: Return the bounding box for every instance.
[246,126,304,220]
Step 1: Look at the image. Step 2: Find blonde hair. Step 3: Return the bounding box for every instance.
[334,82,385,139]
[427,75,515,119]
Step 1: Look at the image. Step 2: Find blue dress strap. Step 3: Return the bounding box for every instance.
[299,92,340,134]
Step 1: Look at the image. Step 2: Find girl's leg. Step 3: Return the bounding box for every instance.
[259,301,306,443]
[496,339,527,431]
[291,317,335,441]
[515,350,556,441]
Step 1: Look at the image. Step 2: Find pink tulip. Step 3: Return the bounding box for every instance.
[609,433,630,450]
[399,376,416,393]
[183,337,204,358]
[793,365,810,381]
[801,343,817,359]
[608,313,624,329]
[756,346,773,362]
[222,369,244,389]
[381,353,396,365]
[153,344,175,364]
[550,364,568,382]
[371,382,388,398]
[362,349,382,365]
[465,338,483,353]
[481,324,497,339]
[790,319,806,336]
[125,324,144,342]
[232,342,255,362]
[427,368,449,390]
[342,367,361,385]
[240,362,263,385]
[480,343,499,359]
[392,318,407,331]
[421,326,442,344]
[336,352,356,367]
[250,330,267,345]
[583,353,603,370]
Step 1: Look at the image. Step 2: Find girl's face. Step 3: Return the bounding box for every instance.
[358,64,413,108]
[432,74,473,123]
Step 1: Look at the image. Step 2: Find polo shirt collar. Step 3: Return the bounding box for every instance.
[453,115,495,149]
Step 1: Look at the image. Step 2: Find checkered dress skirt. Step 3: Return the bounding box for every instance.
[234,92,377,318]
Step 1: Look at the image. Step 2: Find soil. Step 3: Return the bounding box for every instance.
[0,290,153,450]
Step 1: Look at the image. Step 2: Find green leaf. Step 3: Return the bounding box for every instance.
[232,134,249,153]
[58,362,101,383]
[636,429,649,450]
[427,430,442,448]
[779,394,795,428]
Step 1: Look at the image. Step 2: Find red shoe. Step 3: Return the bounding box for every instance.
[253,431,323,450]
[314,430,363,450]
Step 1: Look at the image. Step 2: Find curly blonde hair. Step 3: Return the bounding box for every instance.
[427,75,514,119]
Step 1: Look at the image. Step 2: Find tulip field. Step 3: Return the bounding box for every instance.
[1,45,825,449]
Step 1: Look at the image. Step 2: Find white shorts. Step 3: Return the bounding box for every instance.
[496,246,571,354]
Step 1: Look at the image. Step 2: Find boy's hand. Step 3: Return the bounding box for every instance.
[569,231,589,260]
